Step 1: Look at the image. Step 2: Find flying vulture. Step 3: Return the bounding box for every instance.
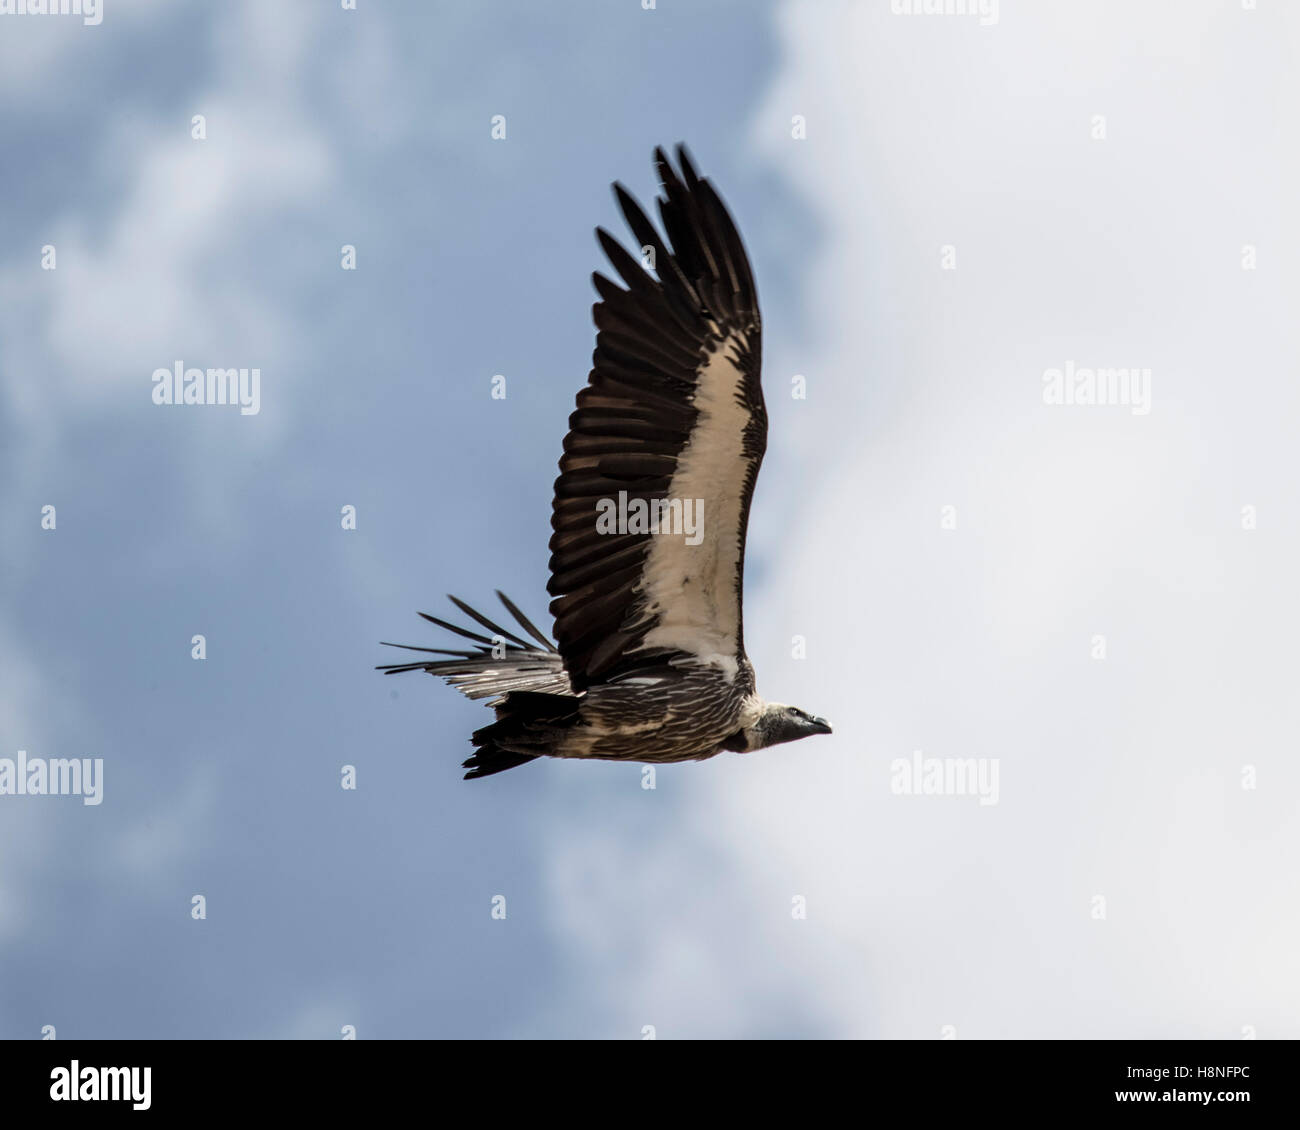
[380,145,831,778]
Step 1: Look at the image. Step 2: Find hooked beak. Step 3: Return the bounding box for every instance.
[809,716,833,735]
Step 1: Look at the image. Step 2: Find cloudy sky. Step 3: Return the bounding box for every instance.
[1,0,1296,1039]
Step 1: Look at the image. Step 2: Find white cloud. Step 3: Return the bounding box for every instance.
[0,0,344,952]
[725,0,1300,1037]
[544,0,1300,1037]
[0,0,170,94]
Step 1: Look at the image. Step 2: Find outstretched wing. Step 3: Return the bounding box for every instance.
[548,145,765,694]
[377,592,572,705]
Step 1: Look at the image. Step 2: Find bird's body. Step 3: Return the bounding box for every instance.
[558,661,763,763]
[380,146,831,778]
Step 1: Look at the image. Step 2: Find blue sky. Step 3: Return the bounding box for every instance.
[3,0,1298,1039]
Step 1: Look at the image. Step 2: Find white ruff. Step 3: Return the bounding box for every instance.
[735,693,766,748]
[635,335,749,670]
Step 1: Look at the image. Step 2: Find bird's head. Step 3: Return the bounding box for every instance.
[742,703,833,751]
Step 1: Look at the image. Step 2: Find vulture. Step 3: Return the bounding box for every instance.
[380,145,831,778]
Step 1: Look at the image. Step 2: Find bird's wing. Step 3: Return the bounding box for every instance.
[549,144,765,694]
[377,592,573,704]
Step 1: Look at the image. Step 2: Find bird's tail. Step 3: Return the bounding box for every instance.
[377,591,572,703]
[464,691,583,780]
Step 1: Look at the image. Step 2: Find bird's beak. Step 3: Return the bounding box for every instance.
[810,716,833,735]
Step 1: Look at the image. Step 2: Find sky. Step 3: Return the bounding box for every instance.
[1,0,1296,1040]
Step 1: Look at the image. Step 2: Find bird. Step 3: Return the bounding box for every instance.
[379,144,832,779]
